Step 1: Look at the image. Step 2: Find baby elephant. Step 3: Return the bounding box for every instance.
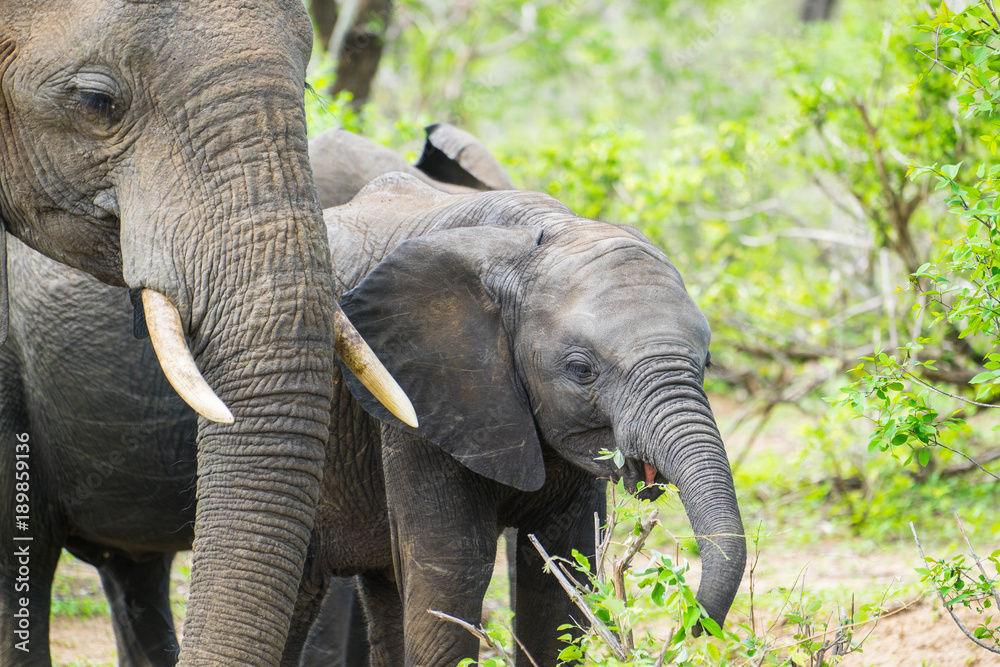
[287,173,746,666]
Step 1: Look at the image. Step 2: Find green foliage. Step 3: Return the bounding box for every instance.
[305,53,432,154]
[836,0,1000,512]
[454,487,888,666]
[50,552,108,619]
[916,547,1000,645]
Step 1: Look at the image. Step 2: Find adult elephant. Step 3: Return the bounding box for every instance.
[0,3,412,666]
[285,173,747,666]
[0,125,506,666]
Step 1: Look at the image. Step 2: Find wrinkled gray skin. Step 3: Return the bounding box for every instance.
[0,3,339,666]
[0,126,508,666]
[284,173,747,666]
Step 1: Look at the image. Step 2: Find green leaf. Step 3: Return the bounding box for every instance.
[941,163,963,179]
[706,641,722,661]
[612,449,625,469]
[970,371,995,384]
[557,645,583,661]
[700,617,724,639]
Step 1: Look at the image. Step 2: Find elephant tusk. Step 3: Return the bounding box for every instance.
[142,289,235,424]
[333,307,419,428]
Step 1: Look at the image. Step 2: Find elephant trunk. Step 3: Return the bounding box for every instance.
[623,381,746,630]
[113,64,339,665]
[176,213,336,667]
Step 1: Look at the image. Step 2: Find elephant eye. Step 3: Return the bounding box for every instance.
[77,90,119,124]
[67,72,127,128]
[567,359,597,384]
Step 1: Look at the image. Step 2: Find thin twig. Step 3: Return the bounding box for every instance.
[652,628,677,667]
[614,509,660,574]
[596,509,616,583]
[428,610,513,663]
[611,509,659,653]
[954,514,1000,611]
[528,534,629,661]
[987,0,1000,30]
[929,439,1000,483]
[594,512,604,585]
[749,523,763,636]
[509,627,542,667]
[901,369,1000,409]
[762,595,921,656]
[914,48,978,87]
[910,522,1000,655]
[938,447,1000,477]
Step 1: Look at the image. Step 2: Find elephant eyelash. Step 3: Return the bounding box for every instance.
[565,357,599,384]
[79,91,115,113]
[705,356,730,378]
[64,70,127,126]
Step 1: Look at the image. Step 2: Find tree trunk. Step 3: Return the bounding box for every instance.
[311,0,340,54]
[309,0,393,108]
[801,0,837,22]
[331,0,393,108]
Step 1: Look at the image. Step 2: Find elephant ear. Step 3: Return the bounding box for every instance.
[415,122,516,191]
[0,40,13,347]
[340,225,545,492]
[0,215,7,347]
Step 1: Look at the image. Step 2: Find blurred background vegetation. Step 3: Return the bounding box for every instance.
[304,0,999,544]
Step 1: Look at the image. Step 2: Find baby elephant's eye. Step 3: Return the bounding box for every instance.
[567,360,597,384]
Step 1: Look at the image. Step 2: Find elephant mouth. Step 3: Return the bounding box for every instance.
[621,458,666,501]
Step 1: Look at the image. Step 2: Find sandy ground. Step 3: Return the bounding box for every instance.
[46,395,998,666]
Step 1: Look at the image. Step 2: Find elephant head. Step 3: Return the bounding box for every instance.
[339,175,746,630]
[0,3,412,665]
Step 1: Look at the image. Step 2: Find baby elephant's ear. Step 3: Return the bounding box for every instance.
[341,226,544,492]
[415,122,516,191]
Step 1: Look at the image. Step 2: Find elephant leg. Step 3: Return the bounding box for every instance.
[356,570,402,667]
[512,480,607,666]
[95,551,179,667]
[381,428,499,667]
[0,537,60,667]
[280,553,331,667]
[299,576,369,667]
[0,365,61,666]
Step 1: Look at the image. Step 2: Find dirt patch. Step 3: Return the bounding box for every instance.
[841,601,992,667]
[50,616,117,667]
[48,554,185,667]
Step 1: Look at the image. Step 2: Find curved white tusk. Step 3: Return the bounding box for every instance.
[334,307,419,428]
[142,290,235,424]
